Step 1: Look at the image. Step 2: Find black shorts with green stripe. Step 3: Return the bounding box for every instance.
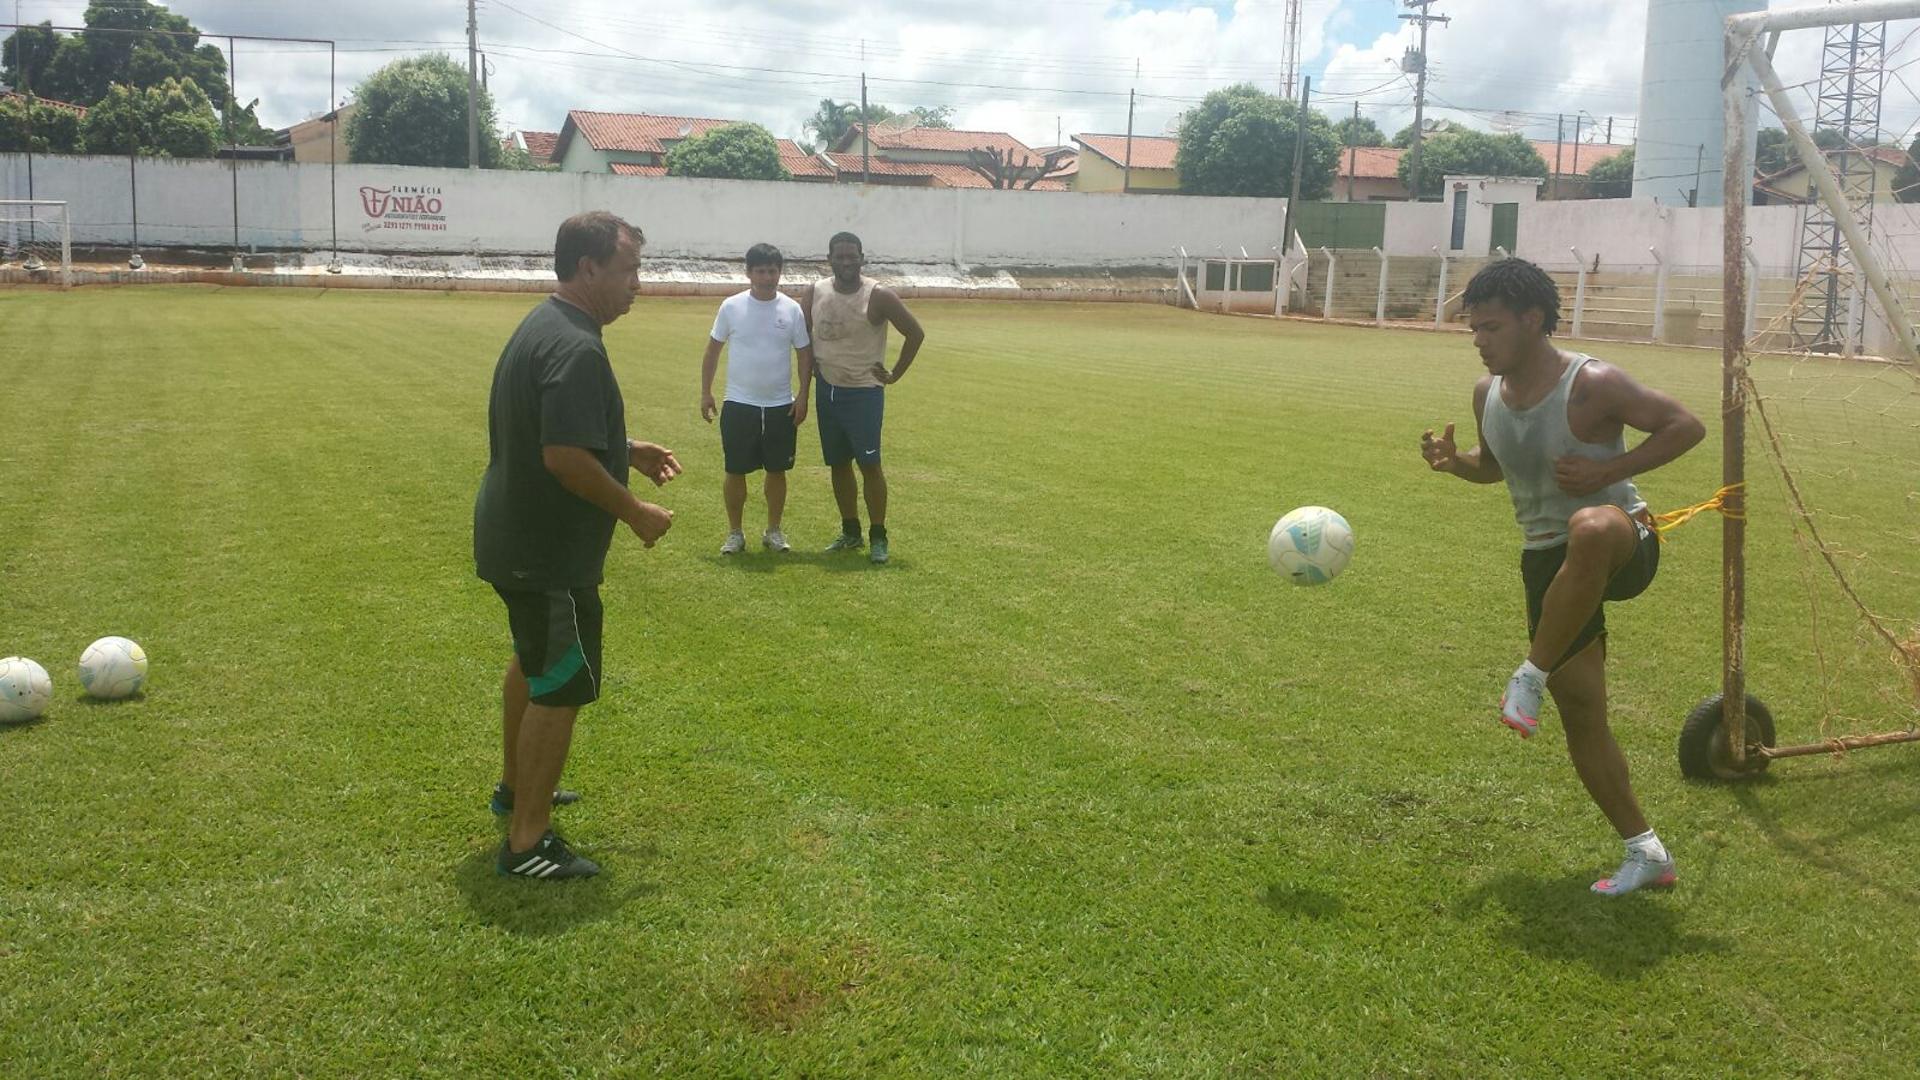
[494,585,603,706]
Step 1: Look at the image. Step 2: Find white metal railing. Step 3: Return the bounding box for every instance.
[1372,246,1389,326]
[1321,247,1337,322]
[1570,246,1589,339]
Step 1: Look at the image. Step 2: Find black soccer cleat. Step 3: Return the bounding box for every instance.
[496,830,600,880]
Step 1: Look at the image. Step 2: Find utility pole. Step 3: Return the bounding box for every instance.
[1123,60,1138,193]
[466,0,479,169]
[1553,114,1564,199]
[1283,76,1310,251]
[1400,1,1450,201]
[1347,101,1360,201]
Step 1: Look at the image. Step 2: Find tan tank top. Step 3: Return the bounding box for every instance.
[810,276,888,388]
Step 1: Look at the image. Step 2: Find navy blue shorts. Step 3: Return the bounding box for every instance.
[494,585,603,707]
[719,400,797,474]
[816,381,884,467]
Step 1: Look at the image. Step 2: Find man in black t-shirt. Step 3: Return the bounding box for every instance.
[474,211,680,880]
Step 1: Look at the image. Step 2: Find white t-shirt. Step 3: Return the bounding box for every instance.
[710,290,810,407]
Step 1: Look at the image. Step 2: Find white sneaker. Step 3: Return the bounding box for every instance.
[1500,663,1546,738]
[1591,849,1678,896]
[762,528,791,552]
[719,531,746,555]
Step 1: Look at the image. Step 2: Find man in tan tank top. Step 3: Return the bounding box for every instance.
[802,232,926,564]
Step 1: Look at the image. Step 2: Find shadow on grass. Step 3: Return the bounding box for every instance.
[1259,883,1345,920]
[1727,754,1920,905]
[1457,873,1730,979]
[452,839,661,936]
[701,549,905,575]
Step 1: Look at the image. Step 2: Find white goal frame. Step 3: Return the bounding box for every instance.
[0,199,73,288]
[1710,0,1920,774]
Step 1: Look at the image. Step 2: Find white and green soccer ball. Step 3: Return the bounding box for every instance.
[0,656,54,723]
[78,636,147,700]
[1268,506,1355,586]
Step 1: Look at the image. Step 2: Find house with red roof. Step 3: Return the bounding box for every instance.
[551,110,834,181]
[1070,133,1180,193]
[833,125,1073,189]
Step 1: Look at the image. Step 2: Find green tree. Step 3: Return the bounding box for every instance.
[1892,135,1920,202]
[1396,128,1548,199]
[346,53,502,168]
[1585,146,1634,198]
[803,98,899,150]
[908,105,954,129]
[0,95,85,153]
[1334,114,1385,147]
[0,3,262,137]
[79,78,220,157]
[1392,122,1418,148]
[665,123,789,181]
[1175,83,1338,199]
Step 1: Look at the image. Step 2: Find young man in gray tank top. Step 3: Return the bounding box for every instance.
[1420,259,1704,896]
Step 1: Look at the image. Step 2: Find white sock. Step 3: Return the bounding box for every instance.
[1626,829,1668,862]
[1517,659,1548,683]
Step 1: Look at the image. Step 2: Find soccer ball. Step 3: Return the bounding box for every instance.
[0,656,53,723]
[78,636,148,700]
[1268,506,1356,585]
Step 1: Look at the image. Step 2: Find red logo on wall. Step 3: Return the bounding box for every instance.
[359,185,448,233]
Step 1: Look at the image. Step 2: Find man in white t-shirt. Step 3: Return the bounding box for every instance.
[701,243,815,554]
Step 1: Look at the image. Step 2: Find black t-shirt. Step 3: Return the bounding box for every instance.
[473,297,629,588]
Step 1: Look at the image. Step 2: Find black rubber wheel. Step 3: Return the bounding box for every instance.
[1679,693,1777,780]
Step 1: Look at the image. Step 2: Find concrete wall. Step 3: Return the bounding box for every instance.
[0,153,1285,267]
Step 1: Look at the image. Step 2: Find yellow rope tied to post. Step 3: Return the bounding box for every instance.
[1651,482,1746,541]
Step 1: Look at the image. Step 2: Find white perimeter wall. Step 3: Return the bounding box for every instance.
[0,154,1288,267]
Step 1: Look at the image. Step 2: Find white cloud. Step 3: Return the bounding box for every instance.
[9,0,1920,154]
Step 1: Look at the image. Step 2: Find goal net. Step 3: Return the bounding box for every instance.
[0,200,73,288]
[1707,2,1920,775]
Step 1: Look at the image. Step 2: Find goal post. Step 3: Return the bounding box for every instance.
[1703,1,1920,778]
[0,200,73,288]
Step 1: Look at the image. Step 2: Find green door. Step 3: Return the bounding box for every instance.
[1292,202,1387,250]
[1489,202,1519,254]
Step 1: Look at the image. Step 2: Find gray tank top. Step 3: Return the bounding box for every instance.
[1482,353,1645,550]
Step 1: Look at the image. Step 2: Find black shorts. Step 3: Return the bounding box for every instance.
[815,381,884,467]
[1522,513,1660,670]
[494,585,603,707]
[720,400,797,475]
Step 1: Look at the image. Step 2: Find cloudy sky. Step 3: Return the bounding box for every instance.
[5,1,1912,151]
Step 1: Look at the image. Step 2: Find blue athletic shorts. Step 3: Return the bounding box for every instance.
[815,381,884,467]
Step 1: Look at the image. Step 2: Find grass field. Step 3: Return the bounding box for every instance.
[2,285,1918,1077]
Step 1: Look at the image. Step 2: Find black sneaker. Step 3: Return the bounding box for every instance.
[496,830,600,879]
[489,783,582,816]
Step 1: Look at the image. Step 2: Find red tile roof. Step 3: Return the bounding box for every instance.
[821,153,1068,190]
[520,130,558,162]
[0,91,87,117]
[1074,133,1179,171]
[1533,140,1630,177]
[1331,141,1633,181]
[854,125,1038,158]
[565,110,742,155]
[778,141,834,178]
[1335,145,1405,180]
[610,162,668,177]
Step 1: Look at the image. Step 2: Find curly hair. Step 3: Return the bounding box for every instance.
[1462,258,1560,335]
